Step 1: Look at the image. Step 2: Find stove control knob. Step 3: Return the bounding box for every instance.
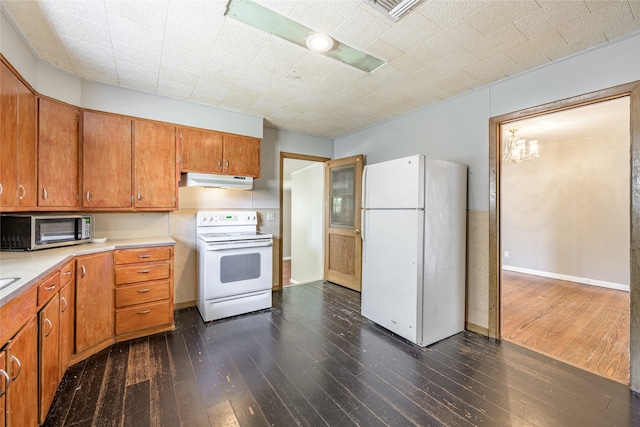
[207,216,213,222]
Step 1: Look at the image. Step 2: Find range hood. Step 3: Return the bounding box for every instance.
[179,173,253,190]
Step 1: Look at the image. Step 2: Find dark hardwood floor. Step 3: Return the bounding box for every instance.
[45,281,640,426]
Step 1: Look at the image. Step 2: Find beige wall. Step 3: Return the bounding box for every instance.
[502,132,630,288]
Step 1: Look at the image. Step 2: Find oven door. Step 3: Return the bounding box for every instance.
[200,238,273,300]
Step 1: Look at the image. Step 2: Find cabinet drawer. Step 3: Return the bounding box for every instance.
[38,272,60,306]
[59,260,75,287]
[115,247,171,265]
[115,280,170,308]
[115,300,172,335]
[115,262,170,285]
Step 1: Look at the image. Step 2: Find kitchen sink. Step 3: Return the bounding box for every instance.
[0,277,20,290]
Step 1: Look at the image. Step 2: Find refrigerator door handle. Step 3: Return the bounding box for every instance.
[361,209,366,261]
[362,165,368,208]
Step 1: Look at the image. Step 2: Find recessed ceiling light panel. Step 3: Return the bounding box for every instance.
[306,33,334,53]
[225,0,384,73]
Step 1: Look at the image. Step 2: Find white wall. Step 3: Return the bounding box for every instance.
[282,189,291,258]
[291,163,324,284]
[502,132,630,289]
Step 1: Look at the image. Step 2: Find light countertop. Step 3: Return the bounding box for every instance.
[0,237,175,306]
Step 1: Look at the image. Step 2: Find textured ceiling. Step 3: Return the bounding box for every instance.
[2,0,639,139]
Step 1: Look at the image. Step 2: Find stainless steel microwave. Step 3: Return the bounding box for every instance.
[0,214,92,251]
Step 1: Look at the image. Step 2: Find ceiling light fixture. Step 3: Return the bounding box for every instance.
[225,0,384,73]
[502,129,540,164]
[306,33,334,53]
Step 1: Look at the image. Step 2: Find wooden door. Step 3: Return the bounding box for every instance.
[75,252,114,354]
[222,135,260,177]
[16,78,37,208]
[324,155,364,291]
[39,295,59,424]
[0,351,6,427]
[82,111,132,208]
[6,316,38,427]
[38,98,80,208]
[134,120,177,209]
[58,281,74,381]
[0,62,18,207]
[179,127,223,173]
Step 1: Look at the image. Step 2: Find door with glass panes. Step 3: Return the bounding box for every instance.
[324,155,364,291]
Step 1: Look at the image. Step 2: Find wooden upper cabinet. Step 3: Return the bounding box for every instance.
[0,61,37,209]
[82,111,133,209]
[133,120,177,209]
[179,127,223,174]
[38,98,80,208]
[222,134,260,178]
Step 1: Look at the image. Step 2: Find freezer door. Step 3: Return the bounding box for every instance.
[361,209,424,344]
[362,154,424,209]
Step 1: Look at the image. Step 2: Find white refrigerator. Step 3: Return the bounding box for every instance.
[360,154,467,347]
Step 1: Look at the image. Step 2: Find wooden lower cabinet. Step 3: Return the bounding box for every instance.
[58,281,74,382]
[38,295,59,424]
[114,246,174,339]
[0,351,6,427]
[5,316,38,427]
[75,252,114,354]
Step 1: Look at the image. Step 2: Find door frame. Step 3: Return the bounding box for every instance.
[279,152,331,290]
[488,81,640,390]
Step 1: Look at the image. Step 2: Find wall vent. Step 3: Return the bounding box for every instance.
[364,0,422,21]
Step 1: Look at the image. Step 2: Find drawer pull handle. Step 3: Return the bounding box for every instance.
[138,254,151,259]
[138,310,151,315]
[9,356,21,381]
[44,284,56,291]
[63,270,72,275]
[81,265,86,278]
[0,369,10,398]
[44,318,53,337]
[138,270,152,274]
[61,296,68,313]
[137,288,151,293]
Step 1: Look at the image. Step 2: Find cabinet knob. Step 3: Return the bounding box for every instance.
[61,296,68,313]
[0,369,10,398]
[218,159,222,169]
[86,191,91,202]
[17,184,25,200]
[225,160,229,170]
[138,192,142,201]
[43,188,48,200]
[44,284,56,291]
[0,183,3,195]
[137,310,151,315]
[81,265,86,278]
[138,270,151,274]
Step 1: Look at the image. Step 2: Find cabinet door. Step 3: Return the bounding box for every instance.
[222,135,260,177]
[133,120,177,209]
[16,78,37,208]
[75,252,114,353]
[82,111,132,208]
[38,98,80,208]
[59,282,74,382]
[6,316,38,427]
[179,127,223,173]
[0,62,18,207]
[0,351,6,427]
[39,295,59,424]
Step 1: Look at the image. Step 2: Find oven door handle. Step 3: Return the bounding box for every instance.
[206,241,272,251]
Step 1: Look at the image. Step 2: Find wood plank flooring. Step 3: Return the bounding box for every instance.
[502,270,629,384]
[44,281,640,426]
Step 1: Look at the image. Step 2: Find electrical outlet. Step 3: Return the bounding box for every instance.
[504,251,509,258]
[267,212,275,221]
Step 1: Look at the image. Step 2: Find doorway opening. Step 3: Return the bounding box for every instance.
[499,97,630,384]
[279,152,330,289]
[488,81,640,390]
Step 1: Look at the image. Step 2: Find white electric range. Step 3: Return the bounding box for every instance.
[196,211,273,322]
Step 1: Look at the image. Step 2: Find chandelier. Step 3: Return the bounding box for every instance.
[502,129,540,164]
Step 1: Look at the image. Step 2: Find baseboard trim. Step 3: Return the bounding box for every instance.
[503,265,629,292]
[465,322,489,336]
[175,300,196,310]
